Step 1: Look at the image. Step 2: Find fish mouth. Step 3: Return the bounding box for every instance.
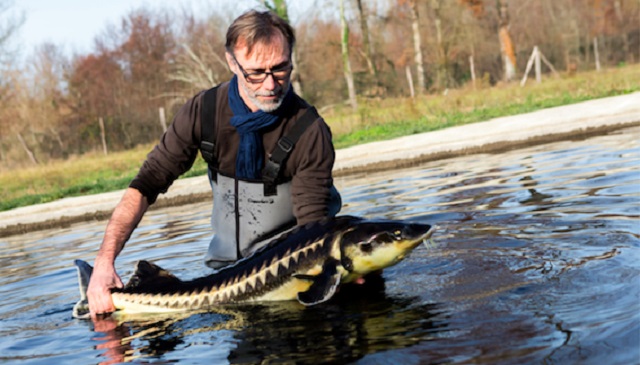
[418,225,440,250]
[404,224,435,249]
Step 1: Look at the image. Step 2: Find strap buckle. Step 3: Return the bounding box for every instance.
[277,137,294,153]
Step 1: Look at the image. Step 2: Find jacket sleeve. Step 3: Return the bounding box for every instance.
[129,92,204,204]
[289,117,336,225]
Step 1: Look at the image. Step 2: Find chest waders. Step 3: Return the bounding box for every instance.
[199,86,341,269]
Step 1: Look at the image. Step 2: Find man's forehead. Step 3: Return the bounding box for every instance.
[233,34,290,61]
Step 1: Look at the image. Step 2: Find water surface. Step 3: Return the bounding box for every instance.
[1,127,638,364]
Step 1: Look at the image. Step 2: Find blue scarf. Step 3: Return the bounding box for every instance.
[228,75,292,179]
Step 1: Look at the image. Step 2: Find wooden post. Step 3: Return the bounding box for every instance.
[534,46,542,83]
[539,51,559,77]
[593,37,601,71]
[98,117,108,155]
[406,65,415,99]
[469,55,476,89]
[16,132,38,165]
[159,107,167,132]
[520,47,537,87]
[520,46,558,87]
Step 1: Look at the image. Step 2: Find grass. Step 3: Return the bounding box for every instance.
[1,64,638,212]
[325,64,639,148]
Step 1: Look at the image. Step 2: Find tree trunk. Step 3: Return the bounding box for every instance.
[263,0,304,97]
[355,0,377,79]
[431,0,448,89]
[613,0,631,62]
[98,117,108,155]
[16,132,38,165]
[340,0,358,110]
[593,37,601,71]
[497,0,517,81]
[409,0,426,93]
[469,55,476,89]
[48,127,65,150]
[158,107,167,133]
[290,51,304,98]
[406,65,415,98]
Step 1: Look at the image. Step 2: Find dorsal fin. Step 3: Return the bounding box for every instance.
[123,260,182,292]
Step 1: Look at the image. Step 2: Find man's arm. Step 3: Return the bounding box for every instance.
[87,187,149,318]
[289,117,336,225]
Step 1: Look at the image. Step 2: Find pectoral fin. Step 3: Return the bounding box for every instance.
[296,259,341,306]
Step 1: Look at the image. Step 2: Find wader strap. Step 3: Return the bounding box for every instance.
[200,86,219,181]
[200,87,218,163]
[262,106,320,196]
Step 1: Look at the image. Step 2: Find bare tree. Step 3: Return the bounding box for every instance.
[408,0,426,93]
[167,10,229,102]
[0,0,23,66]
[430,0,447,89]
[340,0,358,110]
[497,0,516,81]
[355,0,378,79]
[27,43,69,156]
[261,0,304,97]
[0,0,24,164]
[168,42,227,98]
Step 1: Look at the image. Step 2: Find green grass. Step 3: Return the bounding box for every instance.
[1,64,638,212]
[326,65,639,148]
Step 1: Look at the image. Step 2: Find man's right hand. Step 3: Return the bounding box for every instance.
[86,262,123,319]
[86,188,149,319]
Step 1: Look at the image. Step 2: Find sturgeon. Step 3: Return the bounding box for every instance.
[73,215,433,319]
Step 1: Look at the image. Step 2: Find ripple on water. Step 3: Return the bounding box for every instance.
[1,127,639,364]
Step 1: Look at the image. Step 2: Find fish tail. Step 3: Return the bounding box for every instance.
[73,259,93,319]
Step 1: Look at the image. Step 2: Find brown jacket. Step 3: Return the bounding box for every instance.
[130,82,336,225]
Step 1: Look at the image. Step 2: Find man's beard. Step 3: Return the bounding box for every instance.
[240,81,289,113]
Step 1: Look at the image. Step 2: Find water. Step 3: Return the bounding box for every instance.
[1,127,639,365]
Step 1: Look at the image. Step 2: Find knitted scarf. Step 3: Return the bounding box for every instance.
[228,75,292,179]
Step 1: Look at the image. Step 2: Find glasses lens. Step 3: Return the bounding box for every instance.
[246,73,267,83]
[243,65,292,83]
[272,67,291,79]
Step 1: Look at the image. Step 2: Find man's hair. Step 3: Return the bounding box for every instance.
[225,10,295,56]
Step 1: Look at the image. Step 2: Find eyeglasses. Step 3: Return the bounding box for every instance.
[230,52,293,84]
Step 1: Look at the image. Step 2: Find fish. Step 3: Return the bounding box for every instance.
[73,215,433,319]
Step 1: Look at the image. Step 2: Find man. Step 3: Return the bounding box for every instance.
[87,10,340,318]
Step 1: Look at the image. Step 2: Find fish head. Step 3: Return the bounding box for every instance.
[339,220,433,275]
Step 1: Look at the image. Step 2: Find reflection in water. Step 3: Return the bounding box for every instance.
[94,278,449,364]
[1,127,639,364]
[230,280,448,364]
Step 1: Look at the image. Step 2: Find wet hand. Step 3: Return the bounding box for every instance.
[87,263,123,319]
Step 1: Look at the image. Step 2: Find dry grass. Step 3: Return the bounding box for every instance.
[1,64,638,211]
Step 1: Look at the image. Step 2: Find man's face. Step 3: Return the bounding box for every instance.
[226,34,292,113]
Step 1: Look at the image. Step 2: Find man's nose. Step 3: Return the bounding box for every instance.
[262,73,277,89]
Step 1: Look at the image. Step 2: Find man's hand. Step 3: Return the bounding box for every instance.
[86,188,149,318]
[87,262,123,319]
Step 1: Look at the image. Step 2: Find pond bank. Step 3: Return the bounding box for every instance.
[1,92,638,237]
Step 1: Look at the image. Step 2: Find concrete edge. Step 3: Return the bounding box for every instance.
[2,120,637,239]
[333,121,640,177]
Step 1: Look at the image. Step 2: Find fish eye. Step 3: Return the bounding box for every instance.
[393,230,402,239]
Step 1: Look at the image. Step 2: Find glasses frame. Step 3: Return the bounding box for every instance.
[229,52,293,84]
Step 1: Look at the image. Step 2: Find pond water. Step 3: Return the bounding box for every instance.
[1,127,639,365]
